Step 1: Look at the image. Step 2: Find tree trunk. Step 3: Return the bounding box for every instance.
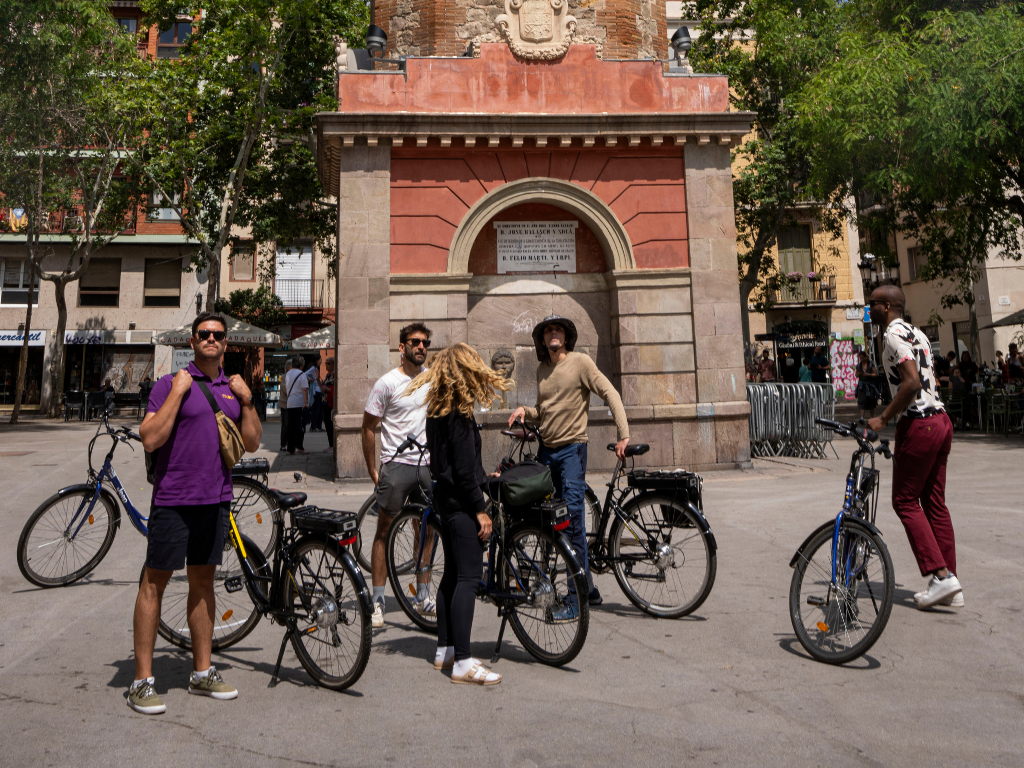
[205,256,221,312]
[9,254,37,425]
[46,279,70,419]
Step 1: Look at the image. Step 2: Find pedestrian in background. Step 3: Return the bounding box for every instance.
[867,286,962,610]
[408,343,511,685]
[809,345,831,383]
[129,312,261,715]
[855,351,879,419]
[757,349,777,382]
[304,359,323,432]
[799,356,813,383]
[279,358,292,451]
[322,356,336,452]
[283,354,308,454]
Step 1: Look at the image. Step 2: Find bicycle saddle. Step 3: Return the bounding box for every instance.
[268,488,307,509]
[607,443,650,456]
[501,426,537,442]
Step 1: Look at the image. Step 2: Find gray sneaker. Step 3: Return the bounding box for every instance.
[128,680,166,715]
[187,667,238,700]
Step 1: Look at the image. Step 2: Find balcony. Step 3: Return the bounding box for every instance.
[0,208,137,236]
[771,275,836,305]
[276,278,330,309]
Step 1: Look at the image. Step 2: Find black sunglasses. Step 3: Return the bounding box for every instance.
[196,329,226,341]
[404,338,431,348]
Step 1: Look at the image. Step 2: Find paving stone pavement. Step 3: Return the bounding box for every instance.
[1,418,1022,767]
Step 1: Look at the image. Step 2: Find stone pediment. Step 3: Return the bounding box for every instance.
[495,0,576,60]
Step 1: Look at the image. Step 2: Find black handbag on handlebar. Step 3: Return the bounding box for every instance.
[487,460,554,508]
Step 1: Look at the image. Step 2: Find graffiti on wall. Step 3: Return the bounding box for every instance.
[830,338,858,401]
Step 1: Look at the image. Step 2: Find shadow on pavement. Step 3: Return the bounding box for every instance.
[776,635,882,670]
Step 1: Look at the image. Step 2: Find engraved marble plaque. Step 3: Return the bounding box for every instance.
[495,221,578,273]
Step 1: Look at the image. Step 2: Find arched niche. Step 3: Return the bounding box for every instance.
[447,177,635,274]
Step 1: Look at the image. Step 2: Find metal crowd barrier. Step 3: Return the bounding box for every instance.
[746,383,838,459]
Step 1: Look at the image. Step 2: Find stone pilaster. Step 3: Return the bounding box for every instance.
[683,140,751,465]
[334,142,392,477]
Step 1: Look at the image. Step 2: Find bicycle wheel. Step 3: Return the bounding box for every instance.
[18,488,118,587]
[352,493,378,571]
[286,535,372,690]
[506,526,589,666]
[790,520,894,664]
[610,495,716,618]
[155,533,269,652]
[386,504,443,633]
[231,477,279,558]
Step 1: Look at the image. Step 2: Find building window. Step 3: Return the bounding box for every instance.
[275,245,313,307]
[116,18,138,34]
[906,246,928,282]
[231,245,255,281]
[778,225,813,275]
[147,189,181,221]
[1,259,39,305]
[144,258,182,307]
[157,22,191,59]
[79,259,122,307]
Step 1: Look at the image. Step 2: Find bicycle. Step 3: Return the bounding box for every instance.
[154,489,373,690]
[789,418,895,664]
[16,407,279,588]
[507,420,718,619]
[385,435,590,666]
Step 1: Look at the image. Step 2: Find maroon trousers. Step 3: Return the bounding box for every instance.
[891,412,956,577]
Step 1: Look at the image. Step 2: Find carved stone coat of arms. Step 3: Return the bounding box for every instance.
[496,0,576,60]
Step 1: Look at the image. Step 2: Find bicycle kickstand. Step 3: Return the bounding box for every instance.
[491,609,510,664]
[269,625,293,688]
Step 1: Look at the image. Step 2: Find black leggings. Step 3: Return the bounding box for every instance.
[436,508,484,662]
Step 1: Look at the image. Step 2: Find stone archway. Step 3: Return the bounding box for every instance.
[447,177,636,274]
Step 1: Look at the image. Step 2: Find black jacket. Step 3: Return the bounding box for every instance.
[426,410,487,515]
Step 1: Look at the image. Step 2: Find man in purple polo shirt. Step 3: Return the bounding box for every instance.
[128,312,262,715]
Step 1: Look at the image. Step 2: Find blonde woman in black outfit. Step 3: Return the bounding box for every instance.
[405,343,511,685]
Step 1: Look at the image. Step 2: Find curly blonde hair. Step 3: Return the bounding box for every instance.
[404,343,513,418]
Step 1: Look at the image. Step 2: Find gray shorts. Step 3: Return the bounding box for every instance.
[376,461,431,515]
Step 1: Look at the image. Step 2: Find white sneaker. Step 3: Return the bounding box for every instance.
[915,574,963,609]
[414,595,436,617]
[371,601,385,628]
[915,580,965,607]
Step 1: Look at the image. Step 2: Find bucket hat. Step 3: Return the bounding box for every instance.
[532,315,578,361]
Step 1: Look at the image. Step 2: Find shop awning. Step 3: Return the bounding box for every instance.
[154,315,281,347]
[981,308,1024,329]
[291,325,335,350]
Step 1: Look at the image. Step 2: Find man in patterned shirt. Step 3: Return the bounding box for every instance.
[867,285,962,609]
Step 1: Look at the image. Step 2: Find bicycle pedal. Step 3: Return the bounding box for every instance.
[224,576,244,593]
[806,595,825,606]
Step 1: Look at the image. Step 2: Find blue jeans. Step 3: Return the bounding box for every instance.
[539,441,592,599]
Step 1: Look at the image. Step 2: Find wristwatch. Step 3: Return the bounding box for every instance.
[239,396,253,408]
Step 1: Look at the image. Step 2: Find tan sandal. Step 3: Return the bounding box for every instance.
[450,660,501,686]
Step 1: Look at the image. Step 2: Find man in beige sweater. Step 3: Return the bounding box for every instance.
[509,315,630,617]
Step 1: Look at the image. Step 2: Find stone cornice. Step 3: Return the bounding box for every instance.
[316,112,753,194]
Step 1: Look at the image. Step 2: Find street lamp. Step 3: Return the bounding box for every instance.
[366,25,387,57]
[669,26,693,73]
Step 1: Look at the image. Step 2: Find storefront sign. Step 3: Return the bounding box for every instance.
[0,330,44,346]
[846,307,863,321]
[172,349,194,373]
[775,333,829,350]
[65,330,105,345]
[495,221,577,274]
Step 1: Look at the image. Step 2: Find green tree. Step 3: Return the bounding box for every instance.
[126,0,368,311]
[215,285,289,385]
[0,1,145,421]
[798,3,1024,353]
[689,0,846,351]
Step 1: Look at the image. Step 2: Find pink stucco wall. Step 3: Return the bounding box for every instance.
[339,44,728,114]
[389,148,687,273]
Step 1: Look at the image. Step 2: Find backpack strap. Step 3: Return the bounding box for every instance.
[196,379,224,415]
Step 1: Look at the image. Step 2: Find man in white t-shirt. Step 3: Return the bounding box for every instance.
[283,355,309,454]
[867,285,961,610]
[362,323,432,628]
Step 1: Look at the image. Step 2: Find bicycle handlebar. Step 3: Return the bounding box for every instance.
[395,434,426,456]
[815,417,891,458]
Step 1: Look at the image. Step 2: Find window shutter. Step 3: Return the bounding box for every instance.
[144,258,182,296]
[80,259,122,289]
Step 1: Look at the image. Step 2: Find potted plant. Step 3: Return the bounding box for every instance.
[806,271,820,283]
